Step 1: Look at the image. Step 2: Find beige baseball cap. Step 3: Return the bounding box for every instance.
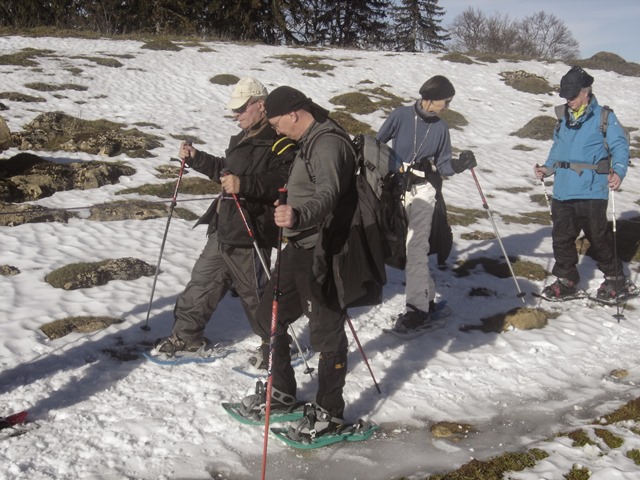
[226,77,268,110]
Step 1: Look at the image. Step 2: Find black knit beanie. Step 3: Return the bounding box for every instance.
[265,86,311,118]
[419,75,455,101]
[265,85,329,122]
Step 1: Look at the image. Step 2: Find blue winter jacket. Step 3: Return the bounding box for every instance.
[544,96,629,201]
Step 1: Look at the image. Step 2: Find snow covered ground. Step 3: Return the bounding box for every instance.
[1,35,640,480]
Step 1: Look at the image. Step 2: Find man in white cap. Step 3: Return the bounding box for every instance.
[155,77,297,357]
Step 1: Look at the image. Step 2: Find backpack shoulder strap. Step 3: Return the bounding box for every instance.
[554,104,566,121]
[300,129,355,184]
[600,105,612,137]
[554,104,566,135]
[600,105,613,153]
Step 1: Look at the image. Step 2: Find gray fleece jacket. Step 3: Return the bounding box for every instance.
[286,120,356,248]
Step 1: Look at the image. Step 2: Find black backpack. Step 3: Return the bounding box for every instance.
[303,130,407,309]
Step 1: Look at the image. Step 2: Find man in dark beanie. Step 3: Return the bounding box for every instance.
[377,75,477,335]
[237,85,358,441]
[263,85,330,123]
[534,67,632,302]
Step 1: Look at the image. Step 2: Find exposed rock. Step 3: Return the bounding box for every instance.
[41,316,124,340]
[511,115,557,141]
[430,421,477,440]
[155,164,181,178]
[11,111,163,157]
[482,307,549,333]
[462,307,551,333]
[609,369,629,380]
[116,176,220,197]
[0,114,12,150]
[0,202,76,226]
[88,199,198,221]
[0,152,135,203]
[499,70,554,95]
[0,264,20,276]
[45,257,155,290]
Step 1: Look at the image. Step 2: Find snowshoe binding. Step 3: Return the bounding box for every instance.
[537,278,584,302]
[285,403,345,443]
[153,332,209,357]
[222,381,303,425]
[271,403,378,449]
[594,276,638,305]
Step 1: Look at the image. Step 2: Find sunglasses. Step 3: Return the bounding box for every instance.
[232,100,254,115]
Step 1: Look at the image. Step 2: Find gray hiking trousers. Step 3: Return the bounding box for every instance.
[172,232,269,343]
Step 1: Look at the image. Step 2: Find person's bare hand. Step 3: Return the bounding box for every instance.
[179,141,195,160]
[534,163,547,180]
[274,204,295,228]
[608,171,622,191]
[221,174,240,194]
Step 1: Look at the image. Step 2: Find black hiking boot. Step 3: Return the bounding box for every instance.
[541,278,577,300]
[153,332,207,356]
[394,304,430,332]
[596,275,627,301]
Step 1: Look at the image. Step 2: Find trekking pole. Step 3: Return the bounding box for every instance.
[224,176,314,377]
[261,187,287,480]
[535,164,552,216]
[610,187,624,322]
[469,168,526,303]
[346,316,381,394]
[141,144,190,331]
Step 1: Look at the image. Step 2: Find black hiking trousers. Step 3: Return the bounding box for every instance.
[256,244,349,419]
[550,198,622,284]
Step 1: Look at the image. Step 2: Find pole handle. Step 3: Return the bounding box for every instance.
[278,187,288,206]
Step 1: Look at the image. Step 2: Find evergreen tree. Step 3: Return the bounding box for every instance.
[391,0,449,52]
[324,0,389,48]
[281,0,389,48]
[0,0,62,29]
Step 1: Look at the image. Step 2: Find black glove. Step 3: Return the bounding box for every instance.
[452,150,477,173]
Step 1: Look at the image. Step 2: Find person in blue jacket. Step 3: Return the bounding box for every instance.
[534,66,630,300]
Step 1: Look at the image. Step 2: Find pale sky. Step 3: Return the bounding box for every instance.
[440,0,640,63]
